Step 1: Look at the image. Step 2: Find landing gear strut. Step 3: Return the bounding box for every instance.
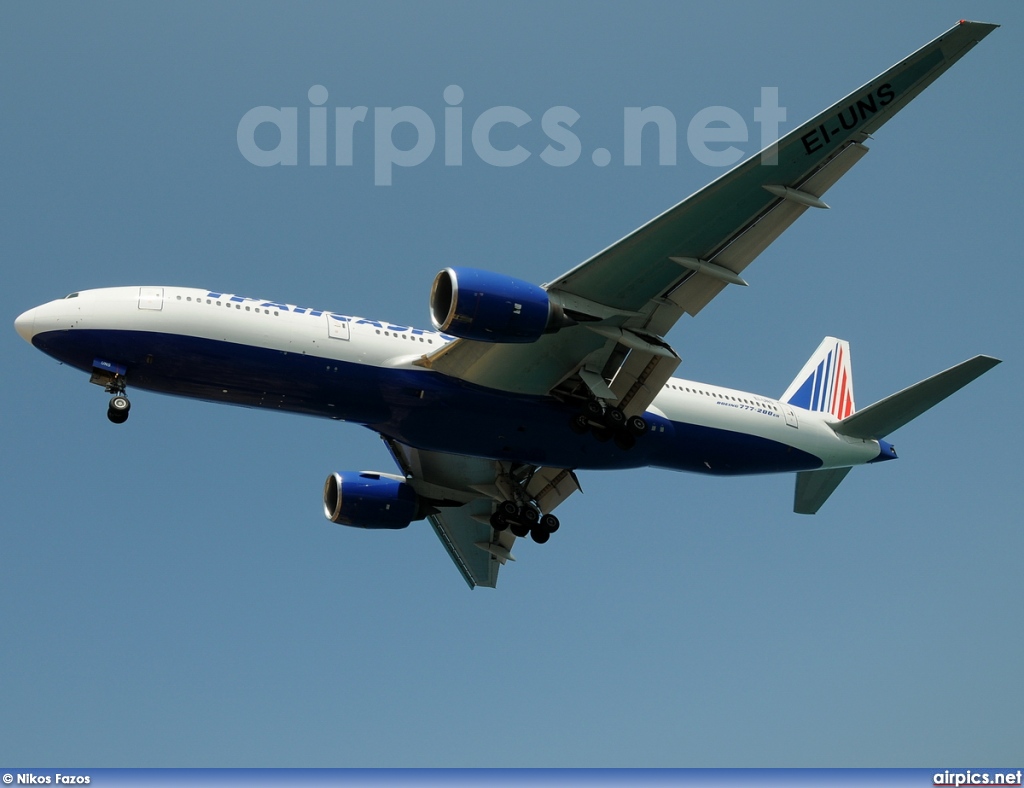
[90,362,131,424]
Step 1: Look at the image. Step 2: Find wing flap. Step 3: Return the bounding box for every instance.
[607,346,681,417]
[525,467,582,514]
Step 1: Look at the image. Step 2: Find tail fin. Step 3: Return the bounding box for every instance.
[781,337,855,419]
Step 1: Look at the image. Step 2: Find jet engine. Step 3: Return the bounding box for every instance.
[429,266,571,343]
[323,471,424,529]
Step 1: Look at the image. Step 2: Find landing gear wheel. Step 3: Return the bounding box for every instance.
[607,407,626,428]
[569,413,590,434]
[584,399,603,419]
[489,511,509,531]
[519,506,539,526]
[540,513,560,533]
[509,520,531,538]
[107,395,131,424]
[530,528,551,544]
[627,415,648,436]
[497,500,518,519]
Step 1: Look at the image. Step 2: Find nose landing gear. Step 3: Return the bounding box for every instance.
[89,360,132,424]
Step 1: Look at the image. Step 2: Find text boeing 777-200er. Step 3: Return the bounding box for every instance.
[15,22,1002,587]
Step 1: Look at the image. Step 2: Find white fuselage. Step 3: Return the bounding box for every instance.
[16,286,884,474]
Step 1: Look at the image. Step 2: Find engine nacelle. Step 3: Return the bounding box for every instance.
[323,471,422,530]
[429,266,567,343]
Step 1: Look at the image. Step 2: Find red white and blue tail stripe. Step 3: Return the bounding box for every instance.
[781,337,855,419]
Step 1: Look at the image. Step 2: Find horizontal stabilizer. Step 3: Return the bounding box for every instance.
[832,355,1001,440]
[794,467,852,514]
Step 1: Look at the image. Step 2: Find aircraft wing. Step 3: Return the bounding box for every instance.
[382,438,581,588]
[419,21,996,415]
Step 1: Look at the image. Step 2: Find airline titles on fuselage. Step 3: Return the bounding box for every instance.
[203,292,451,340]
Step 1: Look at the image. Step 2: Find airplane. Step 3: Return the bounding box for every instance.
[14,21,1001,588]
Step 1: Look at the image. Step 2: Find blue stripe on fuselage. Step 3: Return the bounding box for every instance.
[31,328,822,475]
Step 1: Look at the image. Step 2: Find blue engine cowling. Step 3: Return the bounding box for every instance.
[429,266,566,343]
[323,471,422,529]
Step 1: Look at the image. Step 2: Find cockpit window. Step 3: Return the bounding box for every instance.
[65,292,79,299]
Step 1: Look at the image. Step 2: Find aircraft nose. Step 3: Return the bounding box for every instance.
[14,308,36,343]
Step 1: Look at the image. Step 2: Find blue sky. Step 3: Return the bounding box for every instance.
[2,0,1021,767]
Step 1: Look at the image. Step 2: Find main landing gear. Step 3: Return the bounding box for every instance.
[484,464,570,545]
[489,500,560,544]
[570,399,647,450]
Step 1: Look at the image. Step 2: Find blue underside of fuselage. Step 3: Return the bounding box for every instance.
[32,329,823,475]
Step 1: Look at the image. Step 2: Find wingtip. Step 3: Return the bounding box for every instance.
[957,19,1000,33]
[972,354,1003,370]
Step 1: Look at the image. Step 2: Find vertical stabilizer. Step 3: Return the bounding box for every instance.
[781,337,855,419]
